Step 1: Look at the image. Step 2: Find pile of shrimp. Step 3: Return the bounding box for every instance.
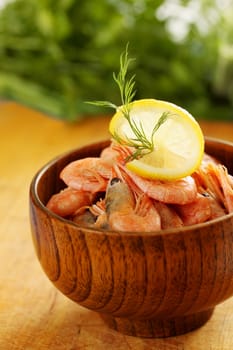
[46,142,233,232]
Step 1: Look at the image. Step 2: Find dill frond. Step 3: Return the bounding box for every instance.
[87,44,169,161]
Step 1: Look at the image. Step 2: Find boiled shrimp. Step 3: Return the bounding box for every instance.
[153,201,183,229]
[193,162,233,213]
[122,166,197,205]
[46,187,95,217]
[100,146,119,163]
[205,191,226,219]
[90,199,109,229]
[47,143,233,230]
[101,177,161,232]
[175,193,212,226]
[208,163,233,213]
[60,157,112,193]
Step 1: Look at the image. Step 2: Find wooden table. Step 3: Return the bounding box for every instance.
[1,101,233,350]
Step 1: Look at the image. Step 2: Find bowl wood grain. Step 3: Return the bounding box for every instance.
[29,137,233,338]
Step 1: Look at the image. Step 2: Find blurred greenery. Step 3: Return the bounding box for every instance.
[0,0,232,121]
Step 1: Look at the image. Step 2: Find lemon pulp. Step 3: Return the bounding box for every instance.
[109,98,204,180]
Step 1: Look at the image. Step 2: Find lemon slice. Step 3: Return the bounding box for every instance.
[109,98,204,180]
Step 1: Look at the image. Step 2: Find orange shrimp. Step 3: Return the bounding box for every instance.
[208,164,233,213]
[60,157,112,192]
[206,192,226,219]
[103,177,161,232]
[153,201,183,229]
[100,142,133,165]
[46,187,95,217]
[175,193,212,226]
[122,167,197,205]
[100,146,119,162]
[90,199,108,229]
[194,162,233,214]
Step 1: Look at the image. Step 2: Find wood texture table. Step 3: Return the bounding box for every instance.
[1,102,233,350]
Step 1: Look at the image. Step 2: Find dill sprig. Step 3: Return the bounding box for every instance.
[112,44,136,107]
[87,44,169,161]
[87,44,135,111]
[113,110,170,161]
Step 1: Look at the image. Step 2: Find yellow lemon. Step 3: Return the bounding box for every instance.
[109,99,204,180]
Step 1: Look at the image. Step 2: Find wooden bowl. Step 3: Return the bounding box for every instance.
[29,137,233,338]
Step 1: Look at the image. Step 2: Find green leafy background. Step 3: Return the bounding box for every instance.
[0,0,232,121]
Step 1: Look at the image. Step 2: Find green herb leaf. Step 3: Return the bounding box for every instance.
[112,43,136,106]
[113,111,170,161]
[86,100,117,110]
[88,44,170,161]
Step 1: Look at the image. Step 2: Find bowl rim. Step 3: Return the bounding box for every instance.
[30,136,233,237]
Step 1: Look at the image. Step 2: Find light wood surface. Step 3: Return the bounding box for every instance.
[1,101,233,349]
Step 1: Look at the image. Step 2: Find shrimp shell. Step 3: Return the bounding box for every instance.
[60,157,112,192]
[46,187,94,217]
[122,167,197,205]
[153,201,183,229]
[175,193,212,226]
[105,178,161,232]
